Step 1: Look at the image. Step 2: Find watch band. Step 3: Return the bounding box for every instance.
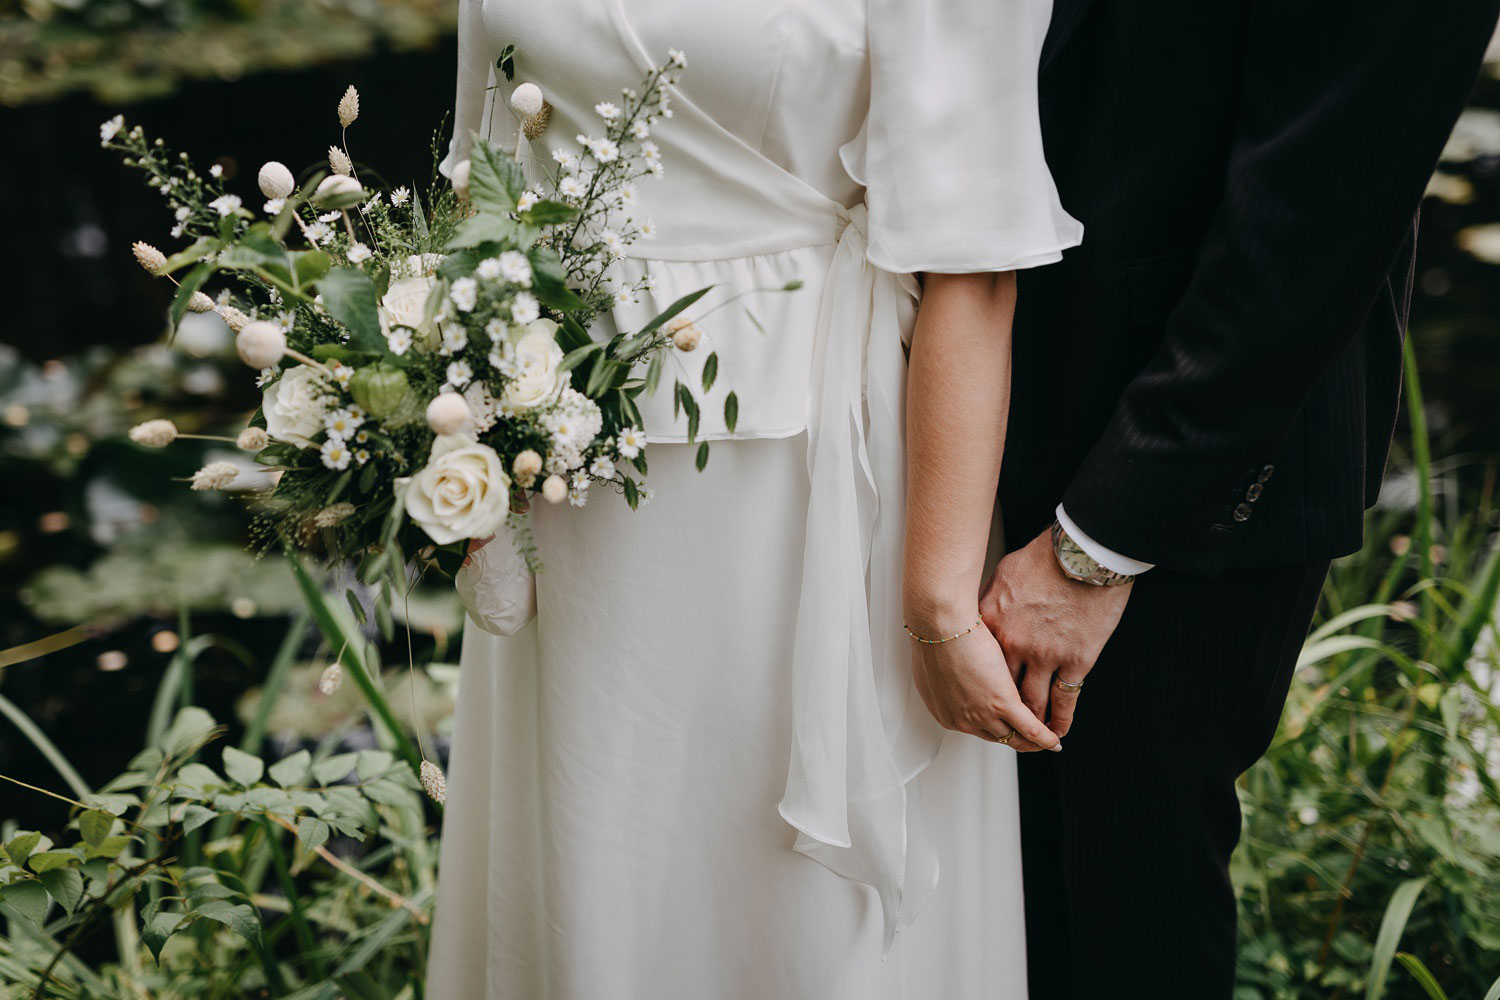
[1050,520,1137,587]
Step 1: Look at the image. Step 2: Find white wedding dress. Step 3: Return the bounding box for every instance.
[427,1,1081,997]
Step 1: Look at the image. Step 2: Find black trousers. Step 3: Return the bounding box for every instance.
[1018,561,1329,999]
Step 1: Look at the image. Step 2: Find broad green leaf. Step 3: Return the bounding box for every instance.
[5,833,40,864]
[78,810,113,847]
[467,134,526,213]
[356,749,396,780]
[269,751,312,791]
[521,200,579,225]
[194,900,263,950]
[169,260,217,334]
[143,910,187,963]
[84,836,131,860]
[297,817,330,853]
[158,236,224,276]
[175,762,224,793]
[313,752,359,786]
[644,354,663,396]
[1367,877,1430,1000]
[292,249,331,287]
[2,881,48,925]
[158,706,218,759]
[178,805,216,835]
[222,746,265,787]
[529,248,587,313]
[447,213,516,250]
[27,851,81,873]
[623,477,640,509]
[39,868,83,914]
[317,267,386,354]
[560,342,604,374]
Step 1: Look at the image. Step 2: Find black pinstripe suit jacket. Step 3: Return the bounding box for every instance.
[1003,0,1500,574]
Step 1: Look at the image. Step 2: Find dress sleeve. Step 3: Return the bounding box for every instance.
[440,0,498,177]
[841,0,1083,274]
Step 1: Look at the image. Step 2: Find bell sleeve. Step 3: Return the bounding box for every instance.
[842,0,1083,273]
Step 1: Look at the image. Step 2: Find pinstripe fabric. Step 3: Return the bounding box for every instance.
[1003,0,1499,574]
[1017,562,1330,998]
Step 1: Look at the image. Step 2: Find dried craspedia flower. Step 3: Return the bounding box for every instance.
[129,419,178,447]
[310,502,356,529]
[668,317,702,352]
[187,291,216,313]
[190,461,240,491]
[236,426,269,450]
[425,393,472,435]
[522,103,553,142]
[258,161,295,199]
[338,85,360,128]
[512,449,543,488]
[220,306,251,332]
[132,241,167,274]
[420,760,447,804]
[317,662,343,696]
[329,145,353,177]
[541,474,568,505]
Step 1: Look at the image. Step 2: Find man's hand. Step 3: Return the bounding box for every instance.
[979,530,1133,738]
[908,619,1061,752]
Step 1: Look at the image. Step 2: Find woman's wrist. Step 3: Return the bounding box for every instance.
[902,587,980,635]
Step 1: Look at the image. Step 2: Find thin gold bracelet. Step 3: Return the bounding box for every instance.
[903,618,984,645]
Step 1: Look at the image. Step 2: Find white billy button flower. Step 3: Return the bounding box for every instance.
[510,82,545,118]
[262,365,332,446]
[258,161,295,199]
[541,475,568,504]
[190,461,241,491]
[99,115,124,145]
[329,145,353,176]
[451,159,471,199]
[129,419,178,447]
[668,317,703,352]
[512,449,543,487]
[617,426,646,459]
[237,427,269,450]
[236,321,287,368]
[338,85,360,128]
[347,243,373,263]
[499,251,532,287]
[511,291,541,325]
[402,435,512,544]
[208,194,242,217]
[426,392,472,434]
[132,241,167,274]
[449,277,479,313]
[320,437,353,470]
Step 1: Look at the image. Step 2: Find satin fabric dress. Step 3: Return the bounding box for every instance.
[427,2,1082,997]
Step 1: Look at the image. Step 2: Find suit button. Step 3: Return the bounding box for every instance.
[1233,502,1254,523]
[1258,465,1276,483]
[1246,483,1264,502]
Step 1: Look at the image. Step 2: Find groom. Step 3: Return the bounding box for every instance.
[986,0,1500,996]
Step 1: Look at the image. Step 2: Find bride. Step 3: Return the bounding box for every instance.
[427,0,1081,996]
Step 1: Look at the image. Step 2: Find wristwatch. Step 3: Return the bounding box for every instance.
[1050,520,1137,587]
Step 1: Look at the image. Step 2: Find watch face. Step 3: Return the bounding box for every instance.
[1057,533,1098,579]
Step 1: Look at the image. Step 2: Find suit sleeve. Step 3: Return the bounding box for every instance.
[1060,0,1499,568]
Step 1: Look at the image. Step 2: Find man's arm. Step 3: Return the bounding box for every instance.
[1061,0,1499,570]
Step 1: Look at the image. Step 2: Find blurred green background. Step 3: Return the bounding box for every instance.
[0,5,1498,998]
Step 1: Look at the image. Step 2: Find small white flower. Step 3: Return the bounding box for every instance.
[559,175,587,200]
[590,455,616,479]
[639,220,657,240]
[324,408,363,438]
[586,137,620,163]
[307,222,334,245]
[568,488,589,508]
[511,291,540,325]
[499,251,532,287]
[209,164,224,179]
[256,367,278,387]
[129,419,178,447]
[551,148,578,171]
[1297,807,1320,826]
[614,287,635,306]
[360,193,382,214]
[639,486,656,505]
[600,230,624,256]
[175,206,191,222]
[595,101,621,121]
[190,461,241,491]
[668,48,687,68]
[209,194,242,217]
[450,277,479,313]
[440,322,469,355]
[617,184,639,206]
[263,197,286,215]
[329,145,353,176]
[476,257,503,281]
[320,437,353,470]
[346,243,373,263]
[630,120,651,141]
[355,448,371,465]
[647,161,665,178]
[170,223,185,239]
[330,362,354,388]
[446,359,474,388]
[641,140,661,162]
[338,85,360,128]
[390,186,410,206]
[386,328,413,355]
[516,189,540,212]
[485,317,508,340]
[317,211,341,223]
[617,427,646,459]
[99,115,124,145]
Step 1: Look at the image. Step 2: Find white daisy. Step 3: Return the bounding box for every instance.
[600,230,624,256]
[559,175,587,200]
[630,120,651,141]
[320,438,353,470]
[517,190,540,212]
[511,291,541,325]
[617,426,646,459]
[306,222,334,245]
[587,137,620,163]
[330,363,354,388]
[390,186,411,206]
[99,115,124,145]
[386,328,413,356]
[499,250,532,286]
[210,164,224,178]
[446,359,474,388]
[208,194,242,217]
[347,243,373,263]
[175,206,191,222]
[595,102,622,121]
[668,48,687,68]
[440,321,469,355]
[590,455,616,479]
[639,220,658,240]
[317,211,341,223]
[450,276,479,312]
[617,184,639,206]
[324,408,361,438]
[639,487,656,505]
[476,257,503,280]
[551,147,578,170]
[263,197,286,215]
[355,448,372,465]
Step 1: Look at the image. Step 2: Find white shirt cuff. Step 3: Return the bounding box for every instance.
[1055,504,1156,576]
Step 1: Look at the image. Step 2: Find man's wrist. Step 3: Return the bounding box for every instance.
[1055,505,1155,577]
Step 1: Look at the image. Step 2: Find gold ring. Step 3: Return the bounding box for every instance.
[1054,676,1084,693]
[996,729,1017,745]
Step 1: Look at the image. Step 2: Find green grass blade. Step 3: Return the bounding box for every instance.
[1483,970,1500,1000]
[1366,876,1430,1000]
[1393,953,1449,1000]
[0,691,91,799]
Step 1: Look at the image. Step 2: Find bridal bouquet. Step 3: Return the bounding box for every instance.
[113,50,734,582]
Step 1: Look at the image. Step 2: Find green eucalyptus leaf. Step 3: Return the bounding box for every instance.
[268,749,313,788]
[222,746,265,787]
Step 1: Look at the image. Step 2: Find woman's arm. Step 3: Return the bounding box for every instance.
[903,272,1057,752]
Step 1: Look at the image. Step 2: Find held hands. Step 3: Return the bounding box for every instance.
[978,530,1132,739]
[907,607,1061,752]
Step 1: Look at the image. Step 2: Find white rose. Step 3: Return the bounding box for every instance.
[500,318,568,411]
[402,435,512,545]
[262,366,331,447]
[380,275,441,349]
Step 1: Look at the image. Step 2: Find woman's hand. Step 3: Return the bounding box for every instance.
[462,535,495,568]
[908,611,1061,752]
